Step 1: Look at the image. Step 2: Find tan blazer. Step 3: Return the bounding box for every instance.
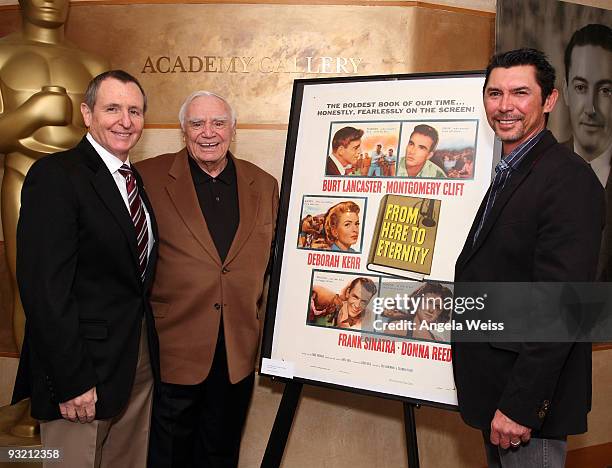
[136,149,278,384]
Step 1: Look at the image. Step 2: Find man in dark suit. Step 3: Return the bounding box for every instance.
[12,70,159,467]
[562,24,612,279]
[326,126,364,176]
[136,91,278,467]
[453,49,604,467]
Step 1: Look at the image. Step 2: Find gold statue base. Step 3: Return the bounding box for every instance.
[0,400,41,468]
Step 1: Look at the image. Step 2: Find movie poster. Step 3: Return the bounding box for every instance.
[262,73,496,407]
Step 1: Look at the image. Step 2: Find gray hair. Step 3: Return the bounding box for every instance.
[178,90,237,130]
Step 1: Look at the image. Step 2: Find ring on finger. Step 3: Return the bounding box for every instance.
[510,440,521,447]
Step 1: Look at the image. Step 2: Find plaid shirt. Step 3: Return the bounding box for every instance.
[473,129,546,243]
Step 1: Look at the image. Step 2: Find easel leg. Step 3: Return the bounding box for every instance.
[403,402,420,468]
[261,381,303,468]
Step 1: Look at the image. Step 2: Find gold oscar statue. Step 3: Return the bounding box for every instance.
[0,0,108,439]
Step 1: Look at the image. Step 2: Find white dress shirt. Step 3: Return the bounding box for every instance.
[86,133,154,258]
[329,153,346,174]
[586,144,612,188]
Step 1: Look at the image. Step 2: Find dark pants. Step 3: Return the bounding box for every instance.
[148,331,255,468]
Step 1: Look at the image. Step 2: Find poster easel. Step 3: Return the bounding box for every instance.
[260,381,421,468]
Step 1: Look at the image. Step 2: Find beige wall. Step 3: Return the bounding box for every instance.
[0,0,610,12]
[0,0,497,9]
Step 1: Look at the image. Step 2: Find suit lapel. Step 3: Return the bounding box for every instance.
[460,131,556,269]
[563,135,611,279]
[455,187,490,273]
[81,138,141,270]
[468,167,532,255]
[225,156,260,265]
[598,165,612,279]
[166,149,222,266]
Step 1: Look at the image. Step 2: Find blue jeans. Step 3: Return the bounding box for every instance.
[368,164,381,176]
[483,432,567,468]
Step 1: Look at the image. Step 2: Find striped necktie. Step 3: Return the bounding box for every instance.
[119,164,149,281]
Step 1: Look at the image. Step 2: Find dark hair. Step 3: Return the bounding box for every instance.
[564,24,612,82]
[332,126,364,152]
[83,70,147,112]
[484,48,556,104]
[411,124,439,153]
[410,282,453,323]
[347,277,377,298]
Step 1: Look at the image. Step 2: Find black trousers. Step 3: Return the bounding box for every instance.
[147,329,255,468]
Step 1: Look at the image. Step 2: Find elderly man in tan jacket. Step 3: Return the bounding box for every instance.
[137,90,278,468]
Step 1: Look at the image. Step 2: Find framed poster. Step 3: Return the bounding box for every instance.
[261,72,496,408]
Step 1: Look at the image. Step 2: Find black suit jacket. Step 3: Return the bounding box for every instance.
[452,130,605,437]
[562,137,612,280]
[12,137,160,421]
[325,156,341,176]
